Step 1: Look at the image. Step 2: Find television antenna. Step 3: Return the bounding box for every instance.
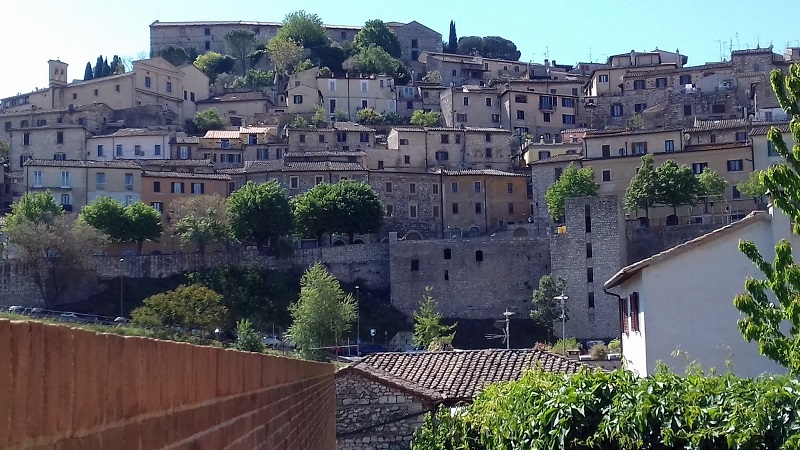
[485,310,514,349]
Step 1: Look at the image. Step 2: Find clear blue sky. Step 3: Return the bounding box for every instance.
[2,0,797,98]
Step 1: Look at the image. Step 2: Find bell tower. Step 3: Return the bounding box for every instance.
[48,59,68,87]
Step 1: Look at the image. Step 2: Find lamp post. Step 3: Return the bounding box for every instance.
[355,285,360,356]
[554,293,568,355]
[119,258,125,318]
[502,310,514,350]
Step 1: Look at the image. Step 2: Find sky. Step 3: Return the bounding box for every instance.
[2,0,798,98]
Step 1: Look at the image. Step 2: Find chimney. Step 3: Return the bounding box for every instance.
[544,59,550,67]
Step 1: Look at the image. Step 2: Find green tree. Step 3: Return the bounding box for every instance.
[169,194,229,256]
[735,65,800,375]
[0,137,11,163]
[227,181,293,252]
[288,263,356,360]
[481,36,521,60]
[410,110,443,127]
[290,116,310,129]
[132,284,228,331]
[266,37,304,77]
[156,44,190,67]
[234,319,265,352]
[244,69,275,88]
[343,45,398,74]
[698,166,728,215]
[193,51,236,82]
[412,287,456,351]
[83,62,93,81]
[4,191,62,229]
[193,108,224,134]
[3,212,107,307]
[93,55,104,79]
[447,21,458,54]
[457,36,484,56]
[655,159,700,215]
[544,163,598,220]
[224,29,257,75]
[80,198,163,254]
[624,154,658,218]
[421,70,442,84]
[737,168,769,198]
[353,19,402,58]
[292,180,384,244]
[124,201,164,253]
[311,104,328,128]
[318,66,333,78]
[356,107,385,125]
[529,275,567,342]
[275,11,329,48]
[294,58,313,73]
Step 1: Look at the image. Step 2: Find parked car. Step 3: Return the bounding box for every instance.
[262,335,283,348]
[358,344,388,356]
[59,313,81,323]
[8,305,24,314]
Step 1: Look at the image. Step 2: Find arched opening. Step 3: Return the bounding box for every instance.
[665,215,679,226]
[331,239,347,246]
[444,248,452,259]
[403,230,423,240]
[475,250,484,262]
[468,226,480,238]
[513,227,528,237]
[352,238,365,244]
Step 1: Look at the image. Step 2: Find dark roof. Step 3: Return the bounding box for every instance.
[176,137,200,144]
[142,171,231,180]
[528,153,584,166]
[624,67,679,78]
[284,161,366,172]
[341,349,587,402]
[681,142,752,152]
[585,127,682,137]
[750,122,790,136]
[439,168,525,177]
[23,159,141,169]
[140,159,214,167]
[332,122,376,132]
[196,91,268,104]
[684,119,750,132]
[94,128,171,138]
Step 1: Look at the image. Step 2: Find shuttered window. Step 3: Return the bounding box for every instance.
[630,292,641,332]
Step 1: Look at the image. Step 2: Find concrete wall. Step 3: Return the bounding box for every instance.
[0,318,335,450]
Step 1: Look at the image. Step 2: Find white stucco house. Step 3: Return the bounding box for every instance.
[604,204,795,378]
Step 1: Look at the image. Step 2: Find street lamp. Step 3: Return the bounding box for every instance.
[119,258,125,318]
[355,285,360,356]
[502,310,514,350]
[554,293,568,356]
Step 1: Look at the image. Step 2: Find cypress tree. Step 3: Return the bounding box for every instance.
[447,21,458,54]
[110,56,118,75]
[93,56,104,79]
[102,57,111,77]
[83,62,94,81]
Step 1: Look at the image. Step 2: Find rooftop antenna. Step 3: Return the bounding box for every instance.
[543,46,550,61]
[757,33,761,48]
[736,32,741,51]
[588,47,592,63]
[715,40,724,61]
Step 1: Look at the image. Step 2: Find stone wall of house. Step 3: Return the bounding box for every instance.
[388,234,551,320]
[551,196,626,340]
[369,172,443,240]
[336,371,430,450]
[625,221,725,264]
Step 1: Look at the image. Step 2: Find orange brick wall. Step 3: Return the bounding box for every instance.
[0,319,336,450]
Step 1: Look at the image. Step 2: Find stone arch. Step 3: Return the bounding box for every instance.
[403,230,423,240]
[467,226,481,238]
[331,238,347,246]
[352,238,365,244]
[513,227,528,237]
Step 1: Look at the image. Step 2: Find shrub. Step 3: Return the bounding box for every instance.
[608,338,621,353]
[550,337,580,356]
[234,319,265,353]
[589,342,608,360]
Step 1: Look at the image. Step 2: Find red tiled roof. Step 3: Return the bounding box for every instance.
[684,118,750,132]
[142,171,231,180]
[750,122,790,136]
[528,153,583,166]
[341,349,587,402]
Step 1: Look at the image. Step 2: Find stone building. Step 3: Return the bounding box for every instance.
[287,70,398,120]
[388,21,443,76]
[370,171,442,240]
[550,196,626,341]
[336,349,585,450]
[87,128,176,161]
[195,91,273,127]
[528,153,584,228]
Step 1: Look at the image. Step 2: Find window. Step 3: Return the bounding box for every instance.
[179,146,189,160]
[732,185,742,199]
[474,181,481,192]
[433,205,440,218]
[360,81,368,92]
[543,112,551,122]
[406,182,415,195]
[452,202,459,214]
[538,151,552,161]
[692,162,708,174]
[293,95,303,104]
[451,182,458,193]
[561,98,575,108]
[360,132,370,143]
[710,134,717,144]
[451,69,457,77]
[134,144,143,156]
[151,202,162,213]
[455,134,461,144]
[315,176,324,185]
[712,103,726,114]
[61,171,70,188]
[620,297,630,334]
[588,292,595,309]
[727,159,744,172]
[634,103,647,113]
[485,148,492,158]
[435,151,449,161]
[736,131,747,142]
[190,92,195,102]
[53,131,64,145]
[404,155,411,164]
[611,104,624,117]
[377,160,384,169]
[630,292,640,332]
[166,81,172,93]
[385,204,394,217]
[290,177,299,189]
[53,153,66,161]
[95,172,105,190]
[475,250,483,262]
[485,97,493,107]
[32,170,42,187]
[171,182,184,194]
[385,182,393,193]
[411,259,419,271]
[116,144,123,156]
[276,148,283,159]
[679,74,692,85]
[399,138,410,146]
[204,41,211,51]
[602,170,612,182]
[72,93,77,100]
[572,88,578,96]
[475,202,482,214]
[491,114,500,123]
[683,104,692,116]
[587,267,594,282]
[456,113,467,122]
[145,76,151,88]
[256,148,269,160]
[153,181,161,193]
[586,242,593,258]
[220,139,230,149]
[191,183,204,194]
[656,78,667,88]
[299,134,306,144]
[361,99,368,109]
[599,74,609,82]
[409,204,418,219]
[562,114,575,124]
[3,121,10,131]
[21,120,29,128]
[768,141,779,157]
[23,133,30,146]
[633,79,646,90]
[632,142,647,155]
[60,194,71,206]
[336,132,347,143]
[514,95,527,103]
[328,80,336,91]
[462,96,469,106]
[411,38,418,48]
[516,110,525,120]
[124,173,133,191]
[601,145,611,157]
[441,134,449,144]
[411,50,419,61]
[204,27,211,36]
[665,140,675,152]
[406,100,414,110]
[507,202,514,214]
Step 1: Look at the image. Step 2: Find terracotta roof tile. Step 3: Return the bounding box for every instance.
[196,91,268,104]
[284,161,366,172]
[176,136,200,144]
[528,153,584,165]
[203,130,241,139]
[750,122,791,136]
[332,122,376,132]
[685,118,750,132]
[439,169,526,177]
[23,159,141,169]
[96,128,171,137]
[142,171,231,180]
[344,349,587,401]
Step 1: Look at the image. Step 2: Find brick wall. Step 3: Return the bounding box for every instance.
[0,319,335,450]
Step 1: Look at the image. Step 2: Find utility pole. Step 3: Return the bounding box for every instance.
[119,258,125,317]
[503,310,514,349]
[355,286,360,356]
[554,293,568,355]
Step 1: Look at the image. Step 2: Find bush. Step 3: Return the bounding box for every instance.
[589,342,608,360]
[234,319,265,353]
[608,338,621,353]
[550,337,580,356]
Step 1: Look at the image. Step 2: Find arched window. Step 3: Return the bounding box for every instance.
[444,248,451,259]
[475,250,484,262]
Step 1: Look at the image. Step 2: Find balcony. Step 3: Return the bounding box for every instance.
[539,103,556,112]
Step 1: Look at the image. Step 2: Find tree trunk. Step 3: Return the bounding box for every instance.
[137,240,144,255]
